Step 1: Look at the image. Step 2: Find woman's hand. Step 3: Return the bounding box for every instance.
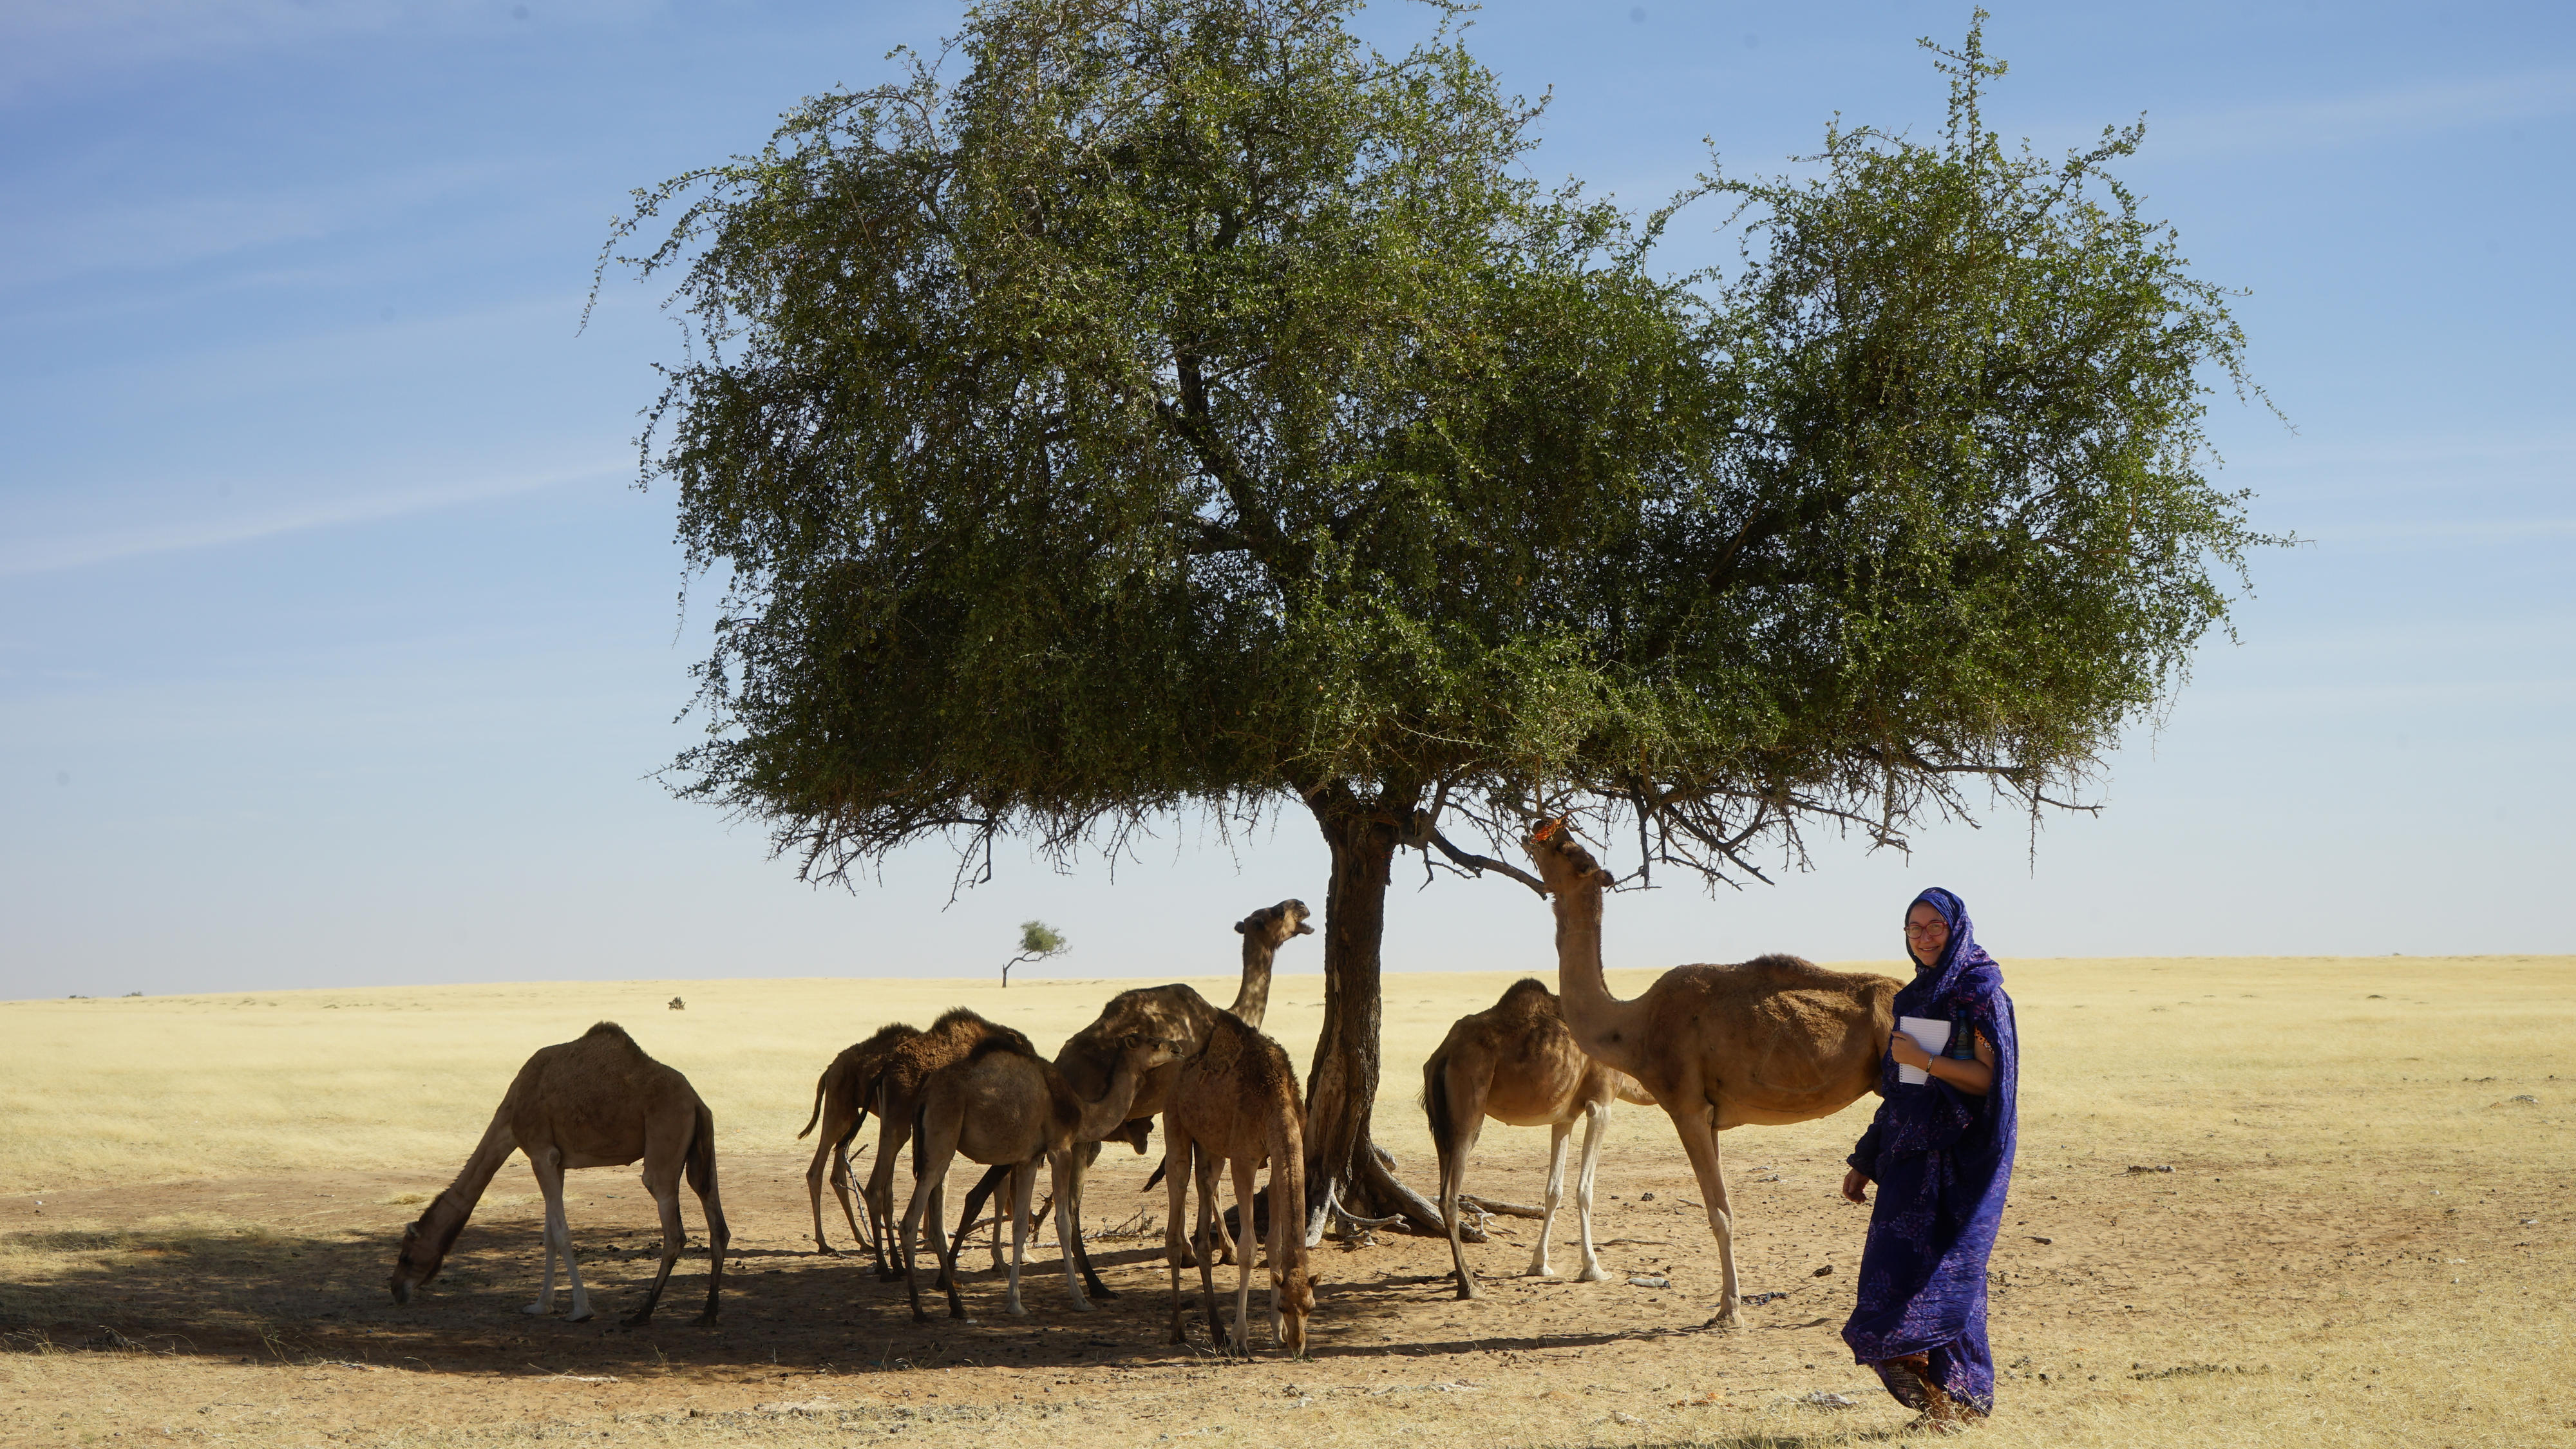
[1841,1167,1871,1204]
[1888,1030,1932,1070]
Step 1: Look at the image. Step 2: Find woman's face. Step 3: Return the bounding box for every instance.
[1904,901,1950,967]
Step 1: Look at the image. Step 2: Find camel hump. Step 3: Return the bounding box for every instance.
[1493,978,1560,1013]
[927,1006,991,1032]
[965,1032,1037,1065]
[582,1021,635,1045]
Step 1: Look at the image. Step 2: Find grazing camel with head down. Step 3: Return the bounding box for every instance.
[1423,978,1656,1299]
[954,899,1312,1294]
[1163,1011,1315,1358]
[795,1021,922,1257]
[387,1022,728,1326]
[898,1031,1180,1321]
[1526,821,1901,1328]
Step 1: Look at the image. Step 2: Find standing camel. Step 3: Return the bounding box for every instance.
[794,1021,922,1257]
[898,1032,1180,1321]
[1163,1011,1315,1359]
[862,1009,1034,1282]
[386,1022,728,1326]
[955,899,1312,1294]
[1423,978,1656,1299]
[1526,822,1900,1328]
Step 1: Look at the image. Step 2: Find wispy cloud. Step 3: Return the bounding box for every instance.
[2143,69,2576,160]
[0,1,653,104]
[0,460,618,578]
[0,157,557,291]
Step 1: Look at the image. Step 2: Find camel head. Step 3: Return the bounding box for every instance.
[1524,817,1614,896]
[1277,1263,1318,1359]
[387,1218,442,1306]
[1116,1032,1184,1072]
[1234,899,1315,947]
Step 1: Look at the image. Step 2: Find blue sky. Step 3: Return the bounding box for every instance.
[4,1,2570,999]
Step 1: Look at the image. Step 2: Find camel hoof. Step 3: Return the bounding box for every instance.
[1454,1279,1479,1301]
[521,1303,548,1316]
[1087,1283,1119,1300]
[565,1309,594,1324]
[815,1245,842,1258]
[620,1311,654,1327]
[1526,1263,1558,1279]
[1703,1309,1744,1331]
[1576,1265,1609,1283]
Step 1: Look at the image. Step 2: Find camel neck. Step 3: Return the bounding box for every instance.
[417,1116,515,1267]
[1075,1054,1151,1142]
[1227,938,1276,1030]
[1549,886,1643,1072]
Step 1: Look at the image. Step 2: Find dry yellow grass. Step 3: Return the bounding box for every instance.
[3,955,2571,1448]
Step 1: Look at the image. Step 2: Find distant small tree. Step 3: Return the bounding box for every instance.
[1001,920,1070,988]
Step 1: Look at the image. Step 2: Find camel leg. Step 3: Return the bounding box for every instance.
[1045,1148,1095,1312]
[624,1164,686,1327]
[896,1159,936,1323]
[1529,1119,1571,1279]
[1065,1139,1117,1299]
[1231,1155,1260,1358]
[1571,1101,1611,1282]
[1443,1108,1487,1299]
[522,1150,592,1322]
[1663,1101,1741,1328]
[1163,1134,1194,1345]
[927,1179,971,1320]
[1001,1159,1037,1316]
[866,1115,906,1282]
[1192,1150,1227,1353]
[805,1127,838,1256]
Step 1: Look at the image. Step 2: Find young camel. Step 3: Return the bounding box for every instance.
[1525,822,1901,1328]
[862,1009,1035,1282]
[1163,1011,1316,1359]
[794,1021,922,1257]
[387,1022,728,1326]
[898,1032,1180,1322]
[1423,978,1656,1299]
[956,899,1312,1294]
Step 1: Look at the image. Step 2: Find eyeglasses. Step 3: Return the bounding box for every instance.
[1902,922,1947,936]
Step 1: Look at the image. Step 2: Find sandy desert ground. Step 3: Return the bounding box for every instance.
[3,953,2571,1448]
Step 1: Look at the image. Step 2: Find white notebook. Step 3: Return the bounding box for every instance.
[1896,1014,1951,1084]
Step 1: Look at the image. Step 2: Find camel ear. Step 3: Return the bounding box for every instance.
[1234,919,1249,934]
[1592,867,1615,888]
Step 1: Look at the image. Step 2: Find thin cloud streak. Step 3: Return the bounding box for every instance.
[2141,68,2576,160]
[0,461,619,578]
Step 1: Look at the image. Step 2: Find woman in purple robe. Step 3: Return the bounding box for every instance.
[1840,886,2019,1426]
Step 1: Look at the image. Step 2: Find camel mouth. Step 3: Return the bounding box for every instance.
[389,1280,412,1306]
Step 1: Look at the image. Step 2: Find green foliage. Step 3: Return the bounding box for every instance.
[602,1,2277,886]
[1017,919,1068,958]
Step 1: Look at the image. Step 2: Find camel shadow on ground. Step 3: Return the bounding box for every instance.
[0,1215,1697,1379]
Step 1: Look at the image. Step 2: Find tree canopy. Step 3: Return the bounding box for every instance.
[602,0,2273,1222]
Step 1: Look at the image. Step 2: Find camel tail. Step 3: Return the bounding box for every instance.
[686,1097,719,1198]
[1422,1046,1457,1183]
[796,1068,828,1139]
[910,1101,929,1179]
[1142,1155,1168,1193]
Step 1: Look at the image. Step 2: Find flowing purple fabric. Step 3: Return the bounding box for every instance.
[1841,886,2019,1416]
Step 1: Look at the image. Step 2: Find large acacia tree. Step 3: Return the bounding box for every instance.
[604,2,2271,1227]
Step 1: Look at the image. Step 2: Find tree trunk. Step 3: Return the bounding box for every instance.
[1299,786,1452,1238]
